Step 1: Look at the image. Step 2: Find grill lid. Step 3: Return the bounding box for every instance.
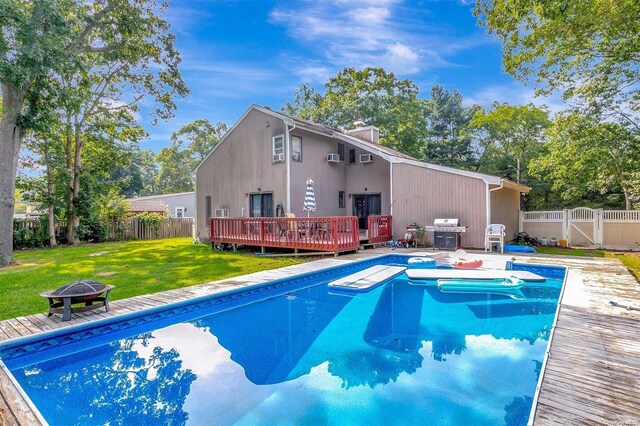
[433,218,460,227]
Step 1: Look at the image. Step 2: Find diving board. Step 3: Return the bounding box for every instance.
[405,269,545,282]
[328,265,407,291]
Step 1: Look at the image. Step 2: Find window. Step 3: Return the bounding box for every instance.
[338,191,345,208]
[272,135,284,161]
[175,207,184,218]
[205,196,212,226]
[337,143,345,161]
[349,148,356,164]
[291,136,302,162]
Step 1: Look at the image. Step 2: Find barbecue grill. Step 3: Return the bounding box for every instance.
[424,218,466,250]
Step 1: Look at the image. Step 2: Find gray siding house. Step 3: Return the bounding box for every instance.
[194,105,528,248]
[125,192,195,218]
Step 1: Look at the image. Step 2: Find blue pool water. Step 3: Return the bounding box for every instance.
[0,256,565,425]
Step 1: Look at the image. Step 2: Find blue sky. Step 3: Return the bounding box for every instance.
[140,0,563,152]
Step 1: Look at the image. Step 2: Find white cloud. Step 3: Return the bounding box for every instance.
[269,0,483,81]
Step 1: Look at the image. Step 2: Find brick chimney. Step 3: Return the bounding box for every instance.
[345,121,380,144]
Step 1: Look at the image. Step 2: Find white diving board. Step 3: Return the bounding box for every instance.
[405,269,545,282]
[328,265,407,291]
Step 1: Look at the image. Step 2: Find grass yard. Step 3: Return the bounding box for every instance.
[535,246,640,279]
[0,238,304,321]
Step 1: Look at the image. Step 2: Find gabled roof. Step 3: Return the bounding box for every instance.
[194,104,530,193]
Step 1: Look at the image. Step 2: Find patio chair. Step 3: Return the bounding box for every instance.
[485,224,506,253]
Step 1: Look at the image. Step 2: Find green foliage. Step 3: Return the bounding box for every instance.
[0,238,303,320]
[530,113,640,209]
[13,217,49,250]
[423,85,480,168]
[475,0,640,125]
[468,103,551,208]
[98,189,131,223]
[172,119,228,161]
[283,67,426,157]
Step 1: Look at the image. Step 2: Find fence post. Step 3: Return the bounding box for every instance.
[596,208,603,248]
[563,209,570,242]
[518,211,524,233]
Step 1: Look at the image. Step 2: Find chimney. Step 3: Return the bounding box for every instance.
[345,121,380,144]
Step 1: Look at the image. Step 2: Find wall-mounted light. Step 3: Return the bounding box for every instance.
[364,187,368,192]
[265,121,270,127]
[244,193,249,197]
[348,193,352,198]
[257,187,262,192]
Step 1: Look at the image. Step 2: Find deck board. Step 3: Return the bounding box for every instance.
[0,249,638,425]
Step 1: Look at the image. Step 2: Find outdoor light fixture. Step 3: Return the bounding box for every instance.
[257,187,262,192]
[364,187,368,191]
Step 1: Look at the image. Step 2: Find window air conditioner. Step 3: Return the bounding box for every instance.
[272,153,284,162]
[359,154,374,163]
[327,153,340,163]
[214,208,229,217]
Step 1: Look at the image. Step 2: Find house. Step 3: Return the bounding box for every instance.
[194,105,529,249]
[125,192,195,217]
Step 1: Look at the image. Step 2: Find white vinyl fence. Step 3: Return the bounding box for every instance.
[520,208,640,250]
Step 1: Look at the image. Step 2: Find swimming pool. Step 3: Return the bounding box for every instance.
[0,255,566,425]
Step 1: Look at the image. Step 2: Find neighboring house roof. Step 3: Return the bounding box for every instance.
[194,104,530,193]
[128,200,166,212]
[125,191,194,201]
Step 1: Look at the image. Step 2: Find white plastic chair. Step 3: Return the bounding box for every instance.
[485,224,506,253]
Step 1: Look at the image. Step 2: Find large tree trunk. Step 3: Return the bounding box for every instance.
[621,182,632,210]
[0,84,26,266]
[65,115,75,243]
[43,145,57,247]
[67,115,82,245]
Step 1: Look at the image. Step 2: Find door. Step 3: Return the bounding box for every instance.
[353,194,382,229]
[250,193,274,217]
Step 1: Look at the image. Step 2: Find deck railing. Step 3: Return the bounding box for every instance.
[367,215,393,244]
[210,216,360,253]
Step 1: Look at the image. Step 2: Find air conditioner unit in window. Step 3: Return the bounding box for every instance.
[214,208,229,217]
[327,153,340,163]
[272,153,284,162]
[359,154,374,163]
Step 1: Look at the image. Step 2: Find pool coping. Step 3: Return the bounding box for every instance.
[0,248,638,425]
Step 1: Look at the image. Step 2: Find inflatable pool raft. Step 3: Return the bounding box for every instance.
[436,277,526,299]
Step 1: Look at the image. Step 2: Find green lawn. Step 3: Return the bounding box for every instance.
[535,246,640,279]
[0,238,303,320]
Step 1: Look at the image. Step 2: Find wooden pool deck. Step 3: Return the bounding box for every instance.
[0,249,638,425]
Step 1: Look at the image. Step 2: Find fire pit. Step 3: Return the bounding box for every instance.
[424,218,467,250]
[40,280,114,321]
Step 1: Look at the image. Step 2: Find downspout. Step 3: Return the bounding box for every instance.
[284,120,296,213]
[487,179,504,227]
[389,161,393,216]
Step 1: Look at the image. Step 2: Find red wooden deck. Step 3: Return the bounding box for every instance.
[210,215,392,253]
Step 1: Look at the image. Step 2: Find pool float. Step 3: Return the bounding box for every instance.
[407,257,437,269]
[452,259,483,269]
[437,277,525,299]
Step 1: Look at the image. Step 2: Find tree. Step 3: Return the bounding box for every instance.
[155,142,195,193]
[468,103,550,207]
[529,113,640,209]
[171,119,228,162]
[283,67,426,157]
[468,103,551,209]
[423,85,479,168]
[0,0,188,259]
[154,119,227,194]
[474,0,640,127]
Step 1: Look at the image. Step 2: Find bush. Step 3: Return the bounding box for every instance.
[76,215,108,243]
[13,217,49,250]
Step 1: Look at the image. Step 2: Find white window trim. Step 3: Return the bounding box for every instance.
[291,135,302,162]
[272,134,285,162]
[175,206,185,217]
